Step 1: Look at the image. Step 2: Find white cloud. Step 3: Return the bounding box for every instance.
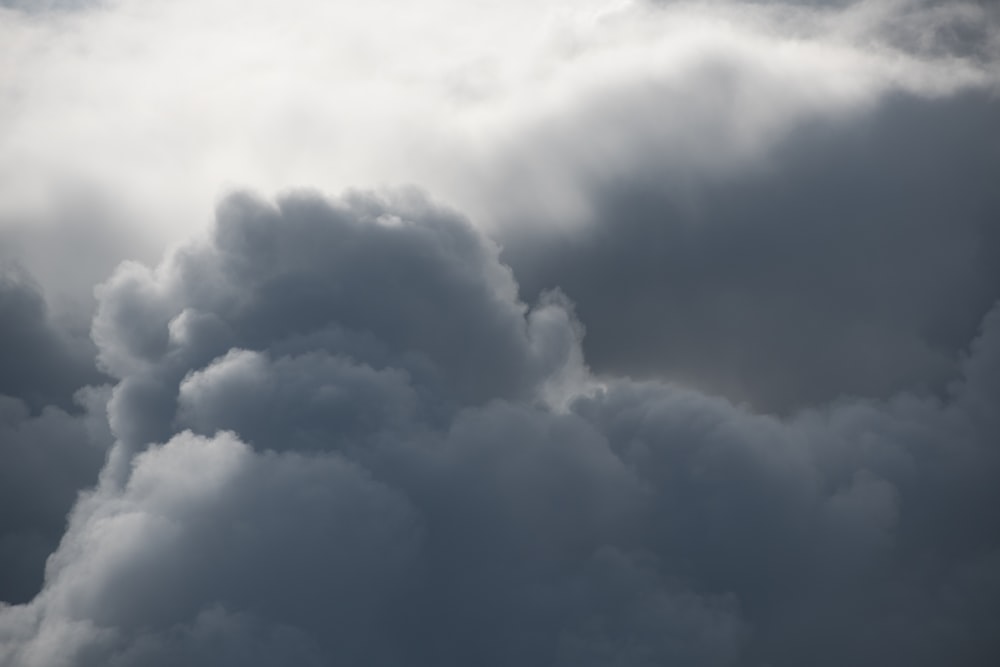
[1,0,993,255]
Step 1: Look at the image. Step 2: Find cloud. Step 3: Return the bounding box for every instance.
[0,265,107,412]
[1,0,999,664]
[0,0,98,12]
[1,430,418,667]
[501,88,1000,411]
[0,387,110,605]
[0,266,112,604]
[1,0,994,251]
[0,190,997,665]
[88,190,583,460]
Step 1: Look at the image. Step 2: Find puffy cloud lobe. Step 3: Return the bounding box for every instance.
[176,349,421,452]
[91,190,582,460]
[0,431,418,667]
[575,379,1000,665]
[1,190,998,665]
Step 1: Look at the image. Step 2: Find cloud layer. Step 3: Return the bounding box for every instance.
[2,0,995,246]
[1,1,999,665]
[1,191,997,666]
[501,88,1000,410]
[0,267,111,603]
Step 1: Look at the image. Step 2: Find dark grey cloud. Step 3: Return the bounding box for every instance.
[89,189,580,464]
[574,312,1000,665]
[501,90,1000,412]
[2,0,999,662]
[0,265,112,604]
[1,189,997,666]
[0,266,105,412]
[0,388,109,605]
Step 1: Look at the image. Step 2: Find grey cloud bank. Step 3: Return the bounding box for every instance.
[1,190,997,666]
[1,0,999,664]
[0,269,104,412]
[0,268,111,604]
[501,89,1000,411]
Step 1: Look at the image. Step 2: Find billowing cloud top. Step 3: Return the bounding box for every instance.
[1,0,999,666]
[1,189,999,666]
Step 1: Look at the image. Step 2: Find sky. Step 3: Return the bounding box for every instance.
[1,0,999,665]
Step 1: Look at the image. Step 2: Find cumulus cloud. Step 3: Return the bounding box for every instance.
[0,190,996,666]
[87,191,583,460]
[2,0,999,664]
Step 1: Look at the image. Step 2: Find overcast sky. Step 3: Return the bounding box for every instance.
[1,1,999,665]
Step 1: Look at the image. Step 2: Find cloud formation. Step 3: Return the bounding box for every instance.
[501,88,1000,411]
[0,387,109,605]
[1,0,999,665]
[2,0,995,247]
[1,191,997,666]
[0,268,103,411]
[0,267,111,603]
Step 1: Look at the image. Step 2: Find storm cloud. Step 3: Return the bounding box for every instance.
[0,267,111,603]
[0,191,996,666]
[501,89,1000,411]
[1,0,999,665]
